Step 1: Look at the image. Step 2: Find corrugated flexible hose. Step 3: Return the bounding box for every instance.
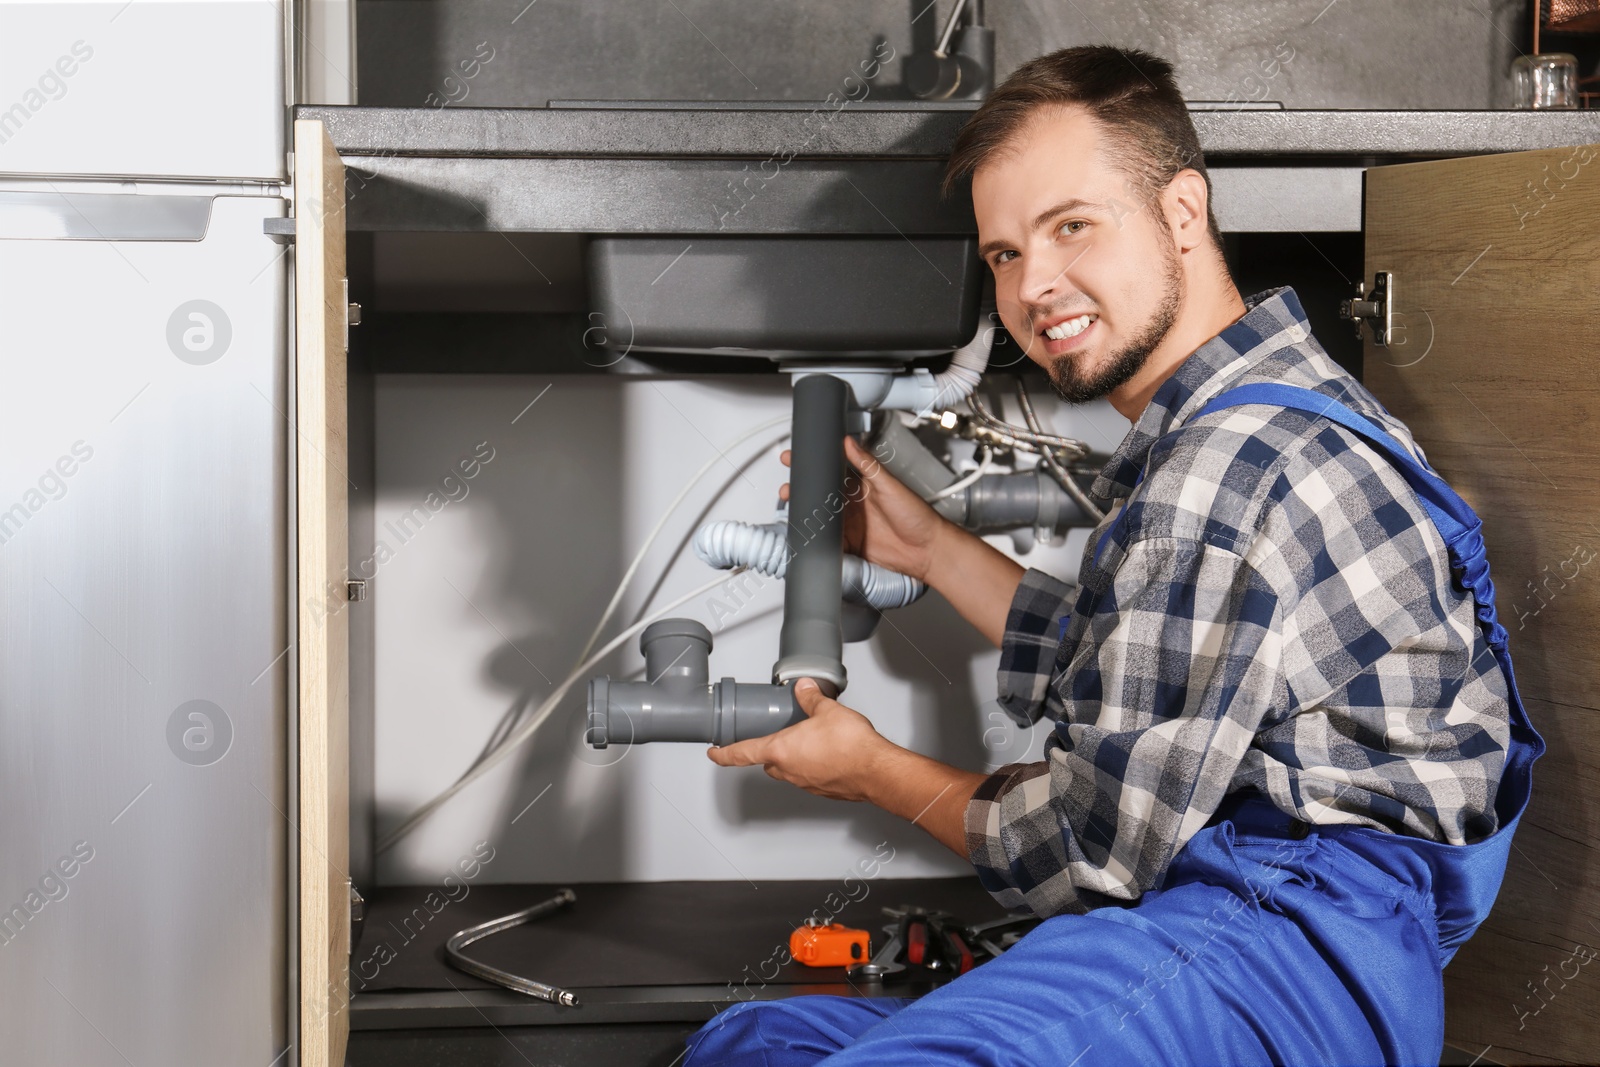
[693,520,927,611]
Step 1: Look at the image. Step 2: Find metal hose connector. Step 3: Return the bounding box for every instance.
[1012,379,1106,522]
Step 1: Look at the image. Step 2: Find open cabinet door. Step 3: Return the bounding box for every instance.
[1362,145,1600,1064]
[294,118,351,1067]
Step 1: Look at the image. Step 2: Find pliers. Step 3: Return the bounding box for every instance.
[849,906,982,981]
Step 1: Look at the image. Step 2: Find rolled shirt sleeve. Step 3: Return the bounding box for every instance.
[966,536,1287,916]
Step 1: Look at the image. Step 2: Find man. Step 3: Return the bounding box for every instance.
[688,45,1538,1066]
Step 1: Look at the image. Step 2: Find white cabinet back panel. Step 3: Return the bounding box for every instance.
[372,374,1124,885]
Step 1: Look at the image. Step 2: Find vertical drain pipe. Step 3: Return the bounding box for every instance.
[773,372,849,696]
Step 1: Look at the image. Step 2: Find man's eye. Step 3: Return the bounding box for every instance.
[1059,220,1087,235]
[992,250,1018,265]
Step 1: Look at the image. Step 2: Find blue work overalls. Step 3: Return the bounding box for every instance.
[684,385,1545,1067]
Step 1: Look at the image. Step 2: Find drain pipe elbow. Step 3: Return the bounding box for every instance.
[586,618,802,748]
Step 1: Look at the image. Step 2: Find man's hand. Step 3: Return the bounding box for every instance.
[706,679,989,856]
[705,679,891,802]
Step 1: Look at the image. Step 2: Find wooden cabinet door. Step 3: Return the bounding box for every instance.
[1362,142,1600,1065]
[293,117,351,1067]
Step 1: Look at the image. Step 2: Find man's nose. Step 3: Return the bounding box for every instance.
[1016,248,1073,307]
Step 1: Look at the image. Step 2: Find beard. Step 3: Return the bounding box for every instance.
[1043,242,1182,405]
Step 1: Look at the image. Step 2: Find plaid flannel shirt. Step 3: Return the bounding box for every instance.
[965,287,1511,917]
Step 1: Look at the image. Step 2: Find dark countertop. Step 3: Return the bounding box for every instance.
[298,103,1600,161]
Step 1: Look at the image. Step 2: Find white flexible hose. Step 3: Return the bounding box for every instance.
[841,554,926,611]
[927,307,995,412]
[575,415,790,665]
[692,520,927,610]
[377,569,743,854]
[693,520,791,578]
[879,306,997,414]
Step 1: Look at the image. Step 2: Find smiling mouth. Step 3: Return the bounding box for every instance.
[1042,313,1097,341]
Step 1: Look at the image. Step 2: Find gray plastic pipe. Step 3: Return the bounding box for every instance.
[586,619,801,748]
[773,372,849,694]
[962,470,1090,532]
[870,418,1093,532]
[588,372,855,748]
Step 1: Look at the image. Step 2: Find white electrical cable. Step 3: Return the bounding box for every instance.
[575,415,790,666]
[927,445,993,502]
[692,520,927,610]
[382,416,790,852]
[376,568,744,854]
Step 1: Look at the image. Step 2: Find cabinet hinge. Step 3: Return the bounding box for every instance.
[1339,271,1395,347]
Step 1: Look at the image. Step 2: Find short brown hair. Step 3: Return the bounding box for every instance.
[945,46,1222,248]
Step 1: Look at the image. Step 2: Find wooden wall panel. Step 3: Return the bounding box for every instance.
[1363,142,1600,1066]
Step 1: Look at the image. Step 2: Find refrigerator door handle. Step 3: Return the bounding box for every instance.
[0,189,212,241]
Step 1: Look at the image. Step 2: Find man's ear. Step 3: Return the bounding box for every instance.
[1163,169,1213,253]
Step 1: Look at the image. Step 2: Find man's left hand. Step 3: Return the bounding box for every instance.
[706,678,890,802]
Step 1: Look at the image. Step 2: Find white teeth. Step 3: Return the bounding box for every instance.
[1044,314,1095,341]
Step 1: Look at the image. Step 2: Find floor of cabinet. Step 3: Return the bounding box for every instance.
[343,876,1506,1066]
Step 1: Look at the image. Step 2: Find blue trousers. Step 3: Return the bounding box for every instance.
[684,811,1445,1067]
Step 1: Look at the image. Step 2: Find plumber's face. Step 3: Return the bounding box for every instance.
[971,104,1181,403]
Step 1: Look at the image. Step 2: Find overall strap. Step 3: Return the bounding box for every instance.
[1188,383,1543,963]
[1194,383,1511,658]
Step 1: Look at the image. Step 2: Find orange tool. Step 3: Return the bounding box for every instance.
[789,919,872,968]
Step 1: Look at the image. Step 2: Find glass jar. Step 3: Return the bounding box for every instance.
[1511,52,1580,108]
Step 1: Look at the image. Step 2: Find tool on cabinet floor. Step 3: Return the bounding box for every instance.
[790,918,873,968]
[842,905,1041,982]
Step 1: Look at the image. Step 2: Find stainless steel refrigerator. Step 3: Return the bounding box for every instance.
[1,2,292,1062]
